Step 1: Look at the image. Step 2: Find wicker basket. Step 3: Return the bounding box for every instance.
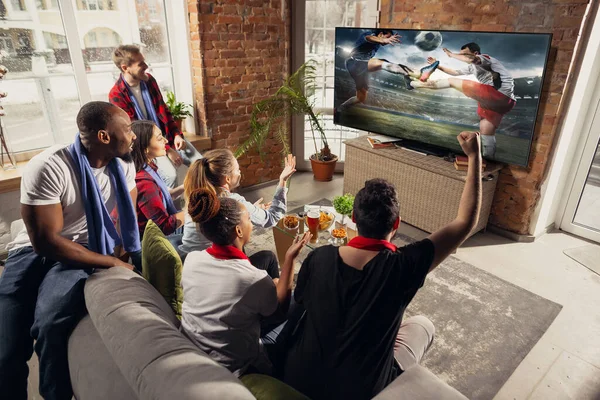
[343,136,502,237]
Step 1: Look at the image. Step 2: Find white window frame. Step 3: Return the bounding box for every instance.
[291,0,379,171]
[4,0,196,159]
[58,0,195,131]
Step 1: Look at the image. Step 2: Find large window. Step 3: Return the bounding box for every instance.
[294,0,378,165]
[2,0,190,155]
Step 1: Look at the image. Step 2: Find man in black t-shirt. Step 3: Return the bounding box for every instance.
[282,132,483,399]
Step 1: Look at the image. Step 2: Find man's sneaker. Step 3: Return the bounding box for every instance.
[403,75,414,90]
[419,61,439,82]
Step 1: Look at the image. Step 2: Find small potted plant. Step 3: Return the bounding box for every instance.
[165,91,192,132]
[333,193,355,226]
[235,60,338,182]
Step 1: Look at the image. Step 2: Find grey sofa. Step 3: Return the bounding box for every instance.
[67,267,468,399]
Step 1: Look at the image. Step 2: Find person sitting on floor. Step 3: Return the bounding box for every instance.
[109,44,202,188]
[130,120,186,255]
[179,149,295,256]
[181,187,311,377]
[0,101,139,400]
[281,132,483,399]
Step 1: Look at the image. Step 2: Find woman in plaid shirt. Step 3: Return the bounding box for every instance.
[130,121,186,255]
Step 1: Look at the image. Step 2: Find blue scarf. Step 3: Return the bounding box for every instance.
[123,76,161,127]
[68,134,141,255]
[144,164,178,215]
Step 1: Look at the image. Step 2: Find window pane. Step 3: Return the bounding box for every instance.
[303,0,369,161]
[2,6,80,153]
[73,0,173,101]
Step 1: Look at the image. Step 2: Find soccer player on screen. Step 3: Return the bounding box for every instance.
[336,30,439,113]
[410,42,516,159]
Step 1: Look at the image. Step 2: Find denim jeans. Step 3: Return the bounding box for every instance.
[154,138,203,188]
[0,246,93,400]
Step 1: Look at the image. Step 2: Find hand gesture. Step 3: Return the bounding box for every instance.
[253,198,272,210]
[443,48,453,57]
[167,147,183,167]
[385,34,402,45]
[113,258,134,270]
[285,232,312,261]
[457,131,481,158]
[427,57,437,65]
[174,135,187,151]
[279,154,296,184]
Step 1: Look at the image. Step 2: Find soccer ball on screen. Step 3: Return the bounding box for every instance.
[414,31,443,52]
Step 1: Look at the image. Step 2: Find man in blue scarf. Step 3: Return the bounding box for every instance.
[0,102,140,400]
[109,44,203,188]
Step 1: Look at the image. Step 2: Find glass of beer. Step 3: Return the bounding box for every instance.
[306,210,320,243]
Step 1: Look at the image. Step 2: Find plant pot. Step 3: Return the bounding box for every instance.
[174,119,183,132]
[310,155,338,182]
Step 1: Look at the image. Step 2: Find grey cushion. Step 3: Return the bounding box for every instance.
[83,267,254,400]
[372,365,468,400]
[68,315,137,400]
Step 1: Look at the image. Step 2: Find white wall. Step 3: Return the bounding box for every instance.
[530,7,600,236]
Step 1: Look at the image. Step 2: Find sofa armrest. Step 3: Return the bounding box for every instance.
[372,365,468,400]
[84,267,254,400]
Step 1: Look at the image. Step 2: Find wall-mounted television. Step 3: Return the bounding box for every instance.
[334,28,552,166]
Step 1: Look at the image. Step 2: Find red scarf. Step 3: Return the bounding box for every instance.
[206,244,249,261]
[347,236,397,252]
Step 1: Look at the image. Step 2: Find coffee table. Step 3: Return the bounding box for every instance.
[271,204,357,264]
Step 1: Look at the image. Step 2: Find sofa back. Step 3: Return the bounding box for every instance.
[69,267,254,400]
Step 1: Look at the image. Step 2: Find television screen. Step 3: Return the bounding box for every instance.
[334,28,552,166]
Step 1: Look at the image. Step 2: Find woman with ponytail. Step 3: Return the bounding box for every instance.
[130,121,185,251]
[181,188,311,377]
[179,149,295,255]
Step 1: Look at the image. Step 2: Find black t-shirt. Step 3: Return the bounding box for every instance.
[283,239,435,400]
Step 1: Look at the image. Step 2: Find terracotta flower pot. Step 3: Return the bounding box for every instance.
[310,154,338,182]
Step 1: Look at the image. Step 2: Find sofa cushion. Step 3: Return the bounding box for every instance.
[372,365,468,400]
[142,220,183,318]
[69,315,137,400]
[241,374,310,400]
[84,267,254,400]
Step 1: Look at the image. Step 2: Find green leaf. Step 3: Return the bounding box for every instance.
[235,60,334,160]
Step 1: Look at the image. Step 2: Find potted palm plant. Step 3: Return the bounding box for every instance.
[235,60,338,182]
[165,91,193,132]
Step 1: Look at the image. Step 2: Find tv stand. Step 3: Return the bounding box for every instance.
[343,136,503,237]
[393,138,450,158]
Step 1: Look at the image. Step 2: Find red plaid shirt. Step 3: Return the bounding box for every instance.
[135,163,178,238]
[109,73,182,150]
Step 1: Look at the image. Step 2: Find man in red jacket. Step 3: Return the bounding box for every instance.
[109,44,202,188]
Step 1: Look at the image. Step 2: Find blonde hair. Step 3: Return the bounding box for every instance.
[112,44,141,71]
[184,149,237,202]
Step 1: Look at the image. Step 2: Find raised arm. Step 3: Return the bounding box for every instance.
[22,204,133,270]
[275,232,311,312]
[427,57,461,76]
[427,132,482,272]
[442,48,479,65]
[366,33,401,45]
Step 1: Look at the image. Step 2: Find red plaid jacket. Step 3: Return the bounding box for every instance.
[109,74,182,151]
[135,163,178,238]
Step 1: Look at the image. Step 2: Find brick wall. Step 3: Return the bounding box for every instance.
[187,0,291,187]
[381,0,590,234]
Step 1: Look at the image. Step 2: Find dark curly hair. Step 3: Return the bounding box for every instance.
[353,178,400,239]
[76,101,117,149]
[188,188,243,245]
[374,29,394,37]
